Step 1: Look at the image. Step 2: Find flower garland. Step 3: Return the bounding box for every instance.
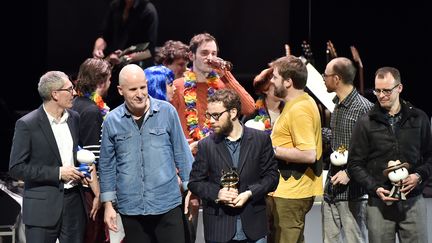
[183,70,219,140]
[82,92,110,119]
[253,96,272,134]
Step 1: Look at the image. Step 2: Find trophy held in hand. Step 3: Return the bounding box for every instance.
[330,145,348,166]
[76,148,96,179]
[383,160,410,203]
[220,168,239,189]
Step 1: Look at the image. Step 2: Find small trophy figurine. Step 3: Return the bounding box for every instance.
[205,57,233,71]
[220,169,239,189]
[330,145,348,166]
[76,148,95,179]
[383,160,410,204]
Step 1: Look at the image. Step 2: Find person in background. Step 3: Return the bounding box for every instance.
[241,67,285,243]
[322,57,373,243]
[269,55,323,243]
[72,57,112,243]
[98,64,193,243]
[144,65,176,102]
[155,40,190,79]
[188,89,279,243]
[347,66,432,243]
[243,67,284,134]
[92,0,158,108]
[171,32,255,142]
[9,71,86,243]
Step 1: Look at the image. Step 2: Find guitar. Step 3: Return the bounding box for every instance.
[301,40,315,65]
[350,45,364,95]
[326,40,338,63]
[106,42,150,67]
[284,44,291,56]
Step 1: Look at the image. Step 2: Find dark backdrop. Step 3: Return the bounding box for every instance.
[1,0,430,171]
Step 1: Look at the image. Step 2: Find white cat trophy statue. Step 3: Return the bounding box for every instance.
[330,145,348,166]
[383,160,410,205]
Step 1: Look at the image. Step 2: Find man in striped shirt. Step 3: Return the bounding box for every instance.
[72,58,112,243]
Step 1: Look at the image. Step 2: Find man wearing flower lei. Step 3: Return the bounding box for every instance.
[171,32,255,243]
[72,58,112,243]
[171,32,255,143]
[243,67,285,135]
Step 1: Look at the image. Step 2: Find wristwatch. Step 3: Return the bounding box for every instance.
[414,172,423,184]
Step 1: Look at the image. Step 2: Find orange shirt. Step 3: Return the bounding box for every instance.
[171,71,255,140]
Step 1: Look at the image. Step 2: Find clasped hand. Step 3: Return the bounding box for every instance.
[376,173,421,202]
[60,165,85,182]
[217,188,251,208]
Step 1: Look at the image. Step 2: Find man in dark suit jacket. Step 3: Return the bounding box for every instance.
[9,71,86,243]
[188,89,279,243]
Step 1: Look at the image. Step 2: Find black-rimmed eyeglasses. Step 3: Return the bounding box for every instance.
[56,86,75,94]
[373,84,400,96]
[205,109,230,121]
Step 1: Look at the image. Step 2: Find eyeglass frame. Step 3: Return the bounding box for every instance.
[55,85,75,94]
[372,83,400,96]
[322,73,338,79]
[205,109,230,121]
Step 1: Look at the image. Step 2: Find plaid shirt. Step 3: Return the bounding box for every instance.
[325,88,373,202]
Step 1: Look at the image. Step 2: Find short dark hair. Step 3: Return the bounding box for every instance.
[270,55,308,89]
[208,89,241,119]
[375,67,401,84]
[189,33,217,54]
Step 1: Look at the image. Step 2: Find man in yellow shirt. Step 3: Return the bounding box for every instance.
[269,55,323,243]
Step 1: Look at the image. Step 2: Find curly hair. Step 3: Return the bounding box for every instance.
[154,40,189,65]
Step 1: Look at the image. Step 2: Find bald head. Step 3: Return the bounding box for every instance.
[119,64,146,86]
[327,57,356,84]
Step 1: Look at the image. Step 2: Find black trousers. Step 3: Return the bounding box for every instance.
[25,187,86,243]
[121,206,185,243]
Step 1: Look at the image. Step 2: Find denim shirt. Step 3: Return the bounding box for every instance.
[99,97,193,215]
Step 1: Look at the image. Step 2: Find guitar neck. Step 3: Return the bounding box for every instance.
[358,65,364,95]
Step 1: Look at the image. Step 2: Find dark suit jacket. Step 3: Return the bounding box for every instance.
[188,126,279,242]
[9,105,80,227]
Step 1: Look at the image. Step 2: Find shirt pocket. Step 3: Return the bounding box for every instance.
[114,132,133,155]
[148,128,170,147]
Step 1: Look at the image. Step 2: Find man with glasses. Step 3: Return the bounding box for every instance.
[188,89,279,243]
[322,57,373,243]
[348,67,432,243]
[9,71,87,243]
[171,32,255,243]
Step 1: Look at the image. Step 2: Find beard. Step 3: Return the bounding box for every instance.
[214,115,234,136]
[273,84,287,99]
